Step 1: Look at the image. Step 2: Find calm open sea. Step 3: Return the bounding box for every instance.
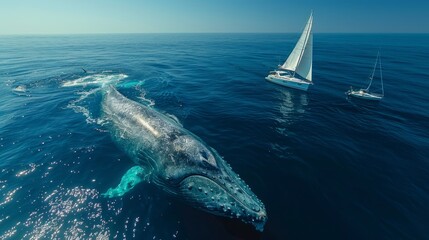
[0,33,428,239]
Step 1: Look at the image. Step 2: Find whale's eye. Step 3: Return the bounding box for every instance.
[199,150,217,169]
[200,150,208,160]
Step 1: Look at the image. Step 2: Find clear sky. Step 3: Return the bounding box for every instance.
[1,0,428,34]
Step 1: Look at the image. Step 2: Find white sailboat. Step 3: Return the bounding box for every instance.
[265,12,313,91]
[346,52,384,101]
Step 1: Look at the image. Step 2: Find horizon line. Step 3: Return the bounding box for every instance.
[1,32,428,36]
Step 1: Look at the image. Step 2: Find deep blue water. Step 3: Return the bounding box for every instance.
[0,33,428,239]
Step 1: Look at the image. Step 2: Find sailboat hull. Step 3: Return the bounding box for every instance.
[265,75,311,91]
[346,90,383,101]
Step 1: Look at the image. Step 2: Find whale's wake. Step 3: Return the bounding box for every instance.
[62,73,156,126]
[62,73,128,88]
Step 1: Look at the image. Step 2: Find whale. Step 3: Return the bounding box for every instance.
[101,85,267,231]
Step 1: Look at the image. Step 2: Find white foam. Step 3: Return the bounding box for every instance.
[66,88,102,124]
[165,113,182,127]
[136,95,155,107]
[136,86,156,107]
[12,85,27,92]
[62,74,128,88]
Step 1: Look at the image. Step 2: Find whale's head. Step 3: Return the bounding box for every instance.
[160,134,267,231]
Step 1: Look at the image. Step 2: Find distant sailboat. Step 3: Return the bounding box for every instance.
[346,52,384,101]
[265,12,313,91]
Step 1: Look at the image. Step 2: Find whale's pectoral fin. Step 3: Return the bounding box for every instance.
[101,166,149,198]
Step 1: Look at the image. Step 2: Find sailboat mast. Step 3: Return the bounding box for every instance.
[294,13,313,78]
[279,11,313,81]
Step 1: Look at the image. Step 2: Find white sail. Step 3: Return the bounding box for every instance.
[295,32,313,81]
[280,13,313,81]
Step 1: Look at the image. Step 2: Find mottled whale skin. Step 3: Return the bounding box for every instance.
[101,86,267,231]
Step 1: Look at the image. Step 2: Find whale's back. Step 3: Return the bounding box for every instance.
[101,86,176,163]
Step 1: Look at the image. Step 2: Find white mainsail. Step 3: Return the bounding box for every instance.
[280,13,313,81]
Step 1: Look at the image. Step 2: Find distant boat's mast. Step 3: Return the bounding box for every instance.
[366,51,379,91]
[380,53,384,97]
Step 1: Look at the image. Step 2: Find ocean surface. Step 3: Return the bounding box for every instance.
[0,33,428,240]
